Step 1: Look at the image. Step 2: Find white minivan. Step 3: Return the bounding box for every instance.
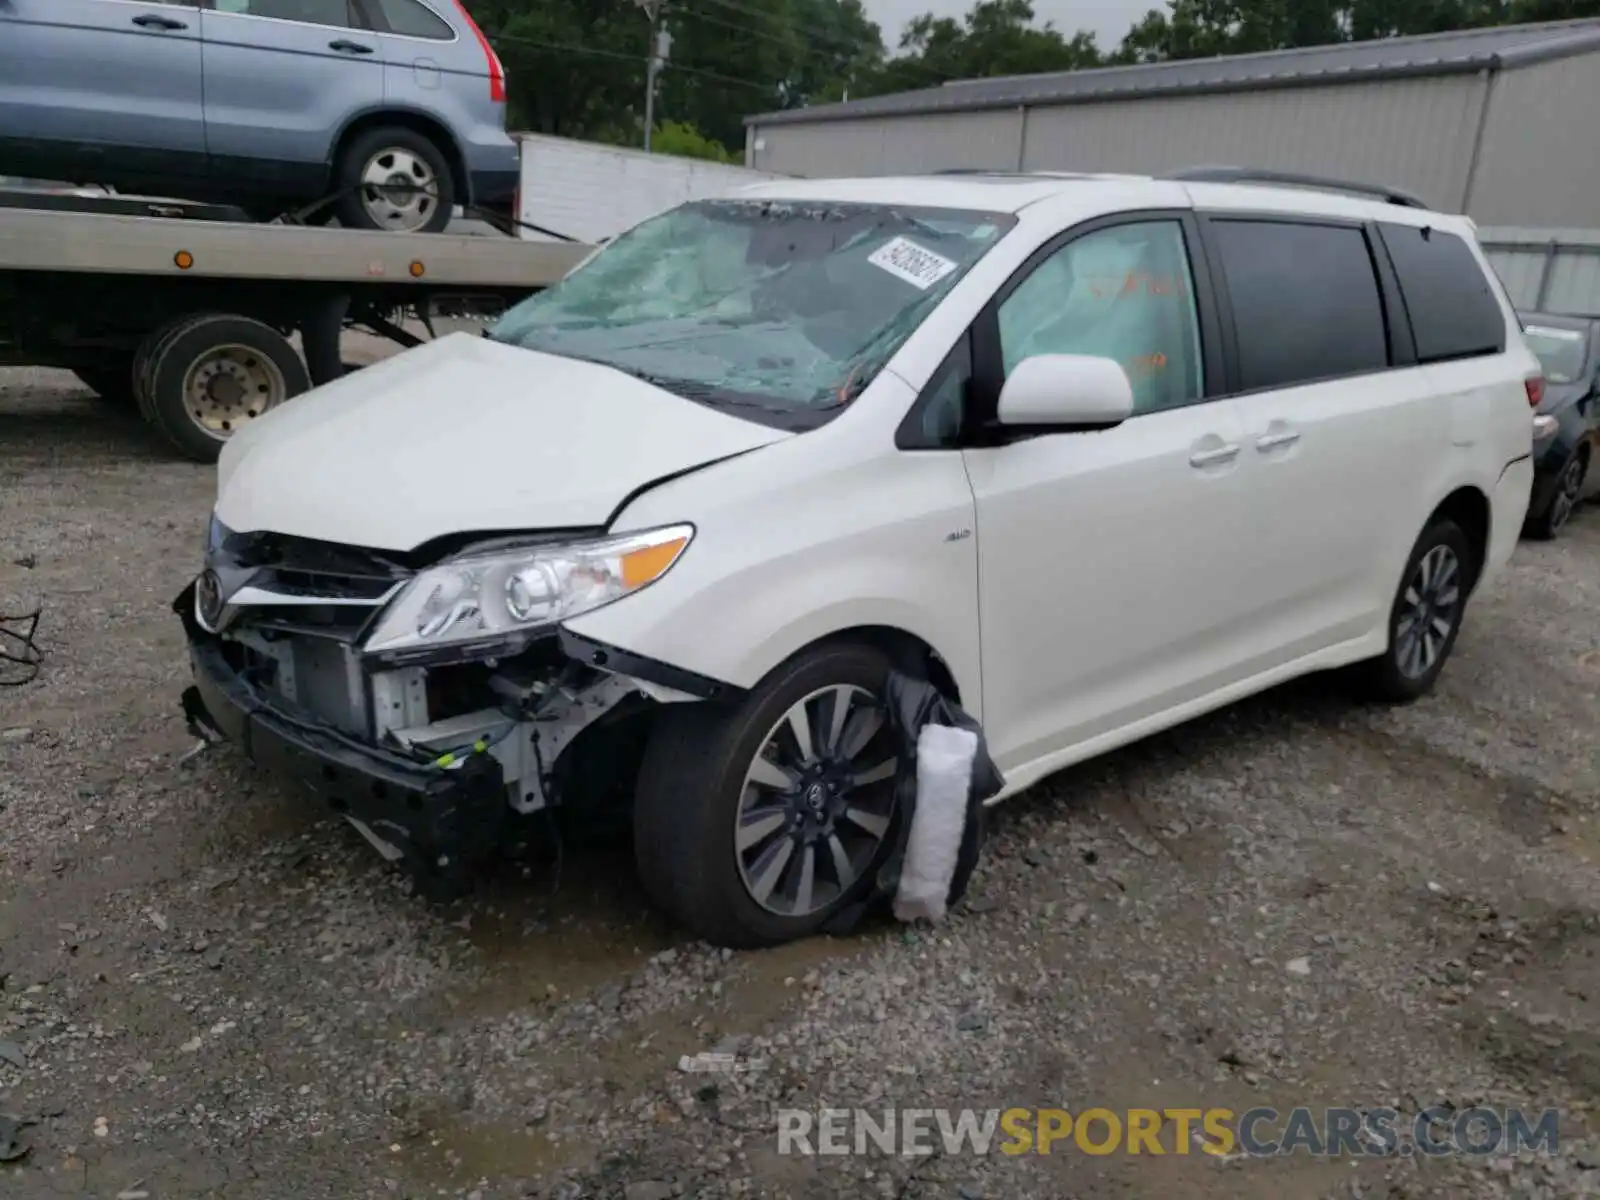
[177,169,1538,947]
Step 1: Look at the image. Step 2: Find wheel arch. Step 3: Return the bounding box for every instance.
[1425,484,1491,593]
[330,108,469,205]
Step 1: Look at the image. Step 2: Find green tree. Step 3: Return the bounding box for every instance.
[865,0,1103,95]
[651,118,736,160]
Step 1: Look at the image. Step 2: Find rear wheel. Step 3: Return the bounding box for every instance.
[143,314,309,463]
[633,641,901,948]
[332,126,454,235]
[1354,518,1473,703]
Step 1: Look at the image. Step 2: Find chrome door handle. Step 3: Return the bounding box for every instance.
[1189,443,1240,467]
[1256,430,1301,451]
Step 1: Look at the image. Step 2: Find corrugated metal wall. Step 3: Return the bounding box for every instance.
[748,110,1023,177]
[748,75,1490,210]
[1479,227,1600,314]
[1016,75,1487,211]
[1467,55,1600,226]
[747,51,1600,232]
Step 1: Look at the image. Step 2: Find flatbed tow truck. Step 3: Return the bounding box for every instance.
[0,189,594,462]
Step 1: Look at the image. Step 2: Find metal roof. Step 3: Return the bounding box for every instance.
[745,17,1600,127]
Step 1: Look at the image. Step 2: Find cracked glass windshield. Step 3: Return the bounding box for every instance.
[487,198,1013,427]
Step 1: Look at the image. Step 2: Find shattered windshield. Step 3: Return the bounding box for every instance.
[487,198,1013,427]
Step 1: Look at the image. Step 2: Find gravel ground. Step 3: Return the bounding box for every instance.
[2,366,1599,1200]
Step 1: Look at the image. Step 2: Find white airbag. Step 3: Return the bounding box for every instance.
[893,723,977,923]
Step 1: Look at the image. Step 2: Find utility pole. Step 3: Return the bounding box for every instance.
[636,0,672,151]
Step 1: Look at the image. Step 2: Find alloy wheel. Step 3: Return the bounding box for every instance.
[1395,543,1462,679]
[734,684,898,917]
[1548,457,1585,533]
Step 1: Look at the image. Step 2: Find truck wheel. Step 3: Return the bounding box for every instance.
[72,360,138,408]
[332,127,454,235]
[143,314,310,463]
[632,641,901,948]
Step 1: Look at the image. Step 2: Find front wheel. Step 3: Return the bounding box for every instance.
[633,641,902,948]
[1354,518,1473,703]
[143,314,310,463]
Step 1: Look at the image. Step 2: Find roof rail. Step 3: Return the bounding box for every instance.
[1162,166,1430,209]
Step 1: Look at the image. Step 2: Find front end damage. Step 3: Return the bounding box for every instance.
[173,526,731,897]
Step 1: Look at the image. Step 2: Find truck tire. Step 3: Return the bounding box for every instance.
[143,314,310,463]
[72,361,138,408]
[632,640,901,948]
[332,126,455,235]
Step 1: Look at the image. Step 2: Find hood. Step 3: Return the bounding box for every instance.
[215,333,790,551]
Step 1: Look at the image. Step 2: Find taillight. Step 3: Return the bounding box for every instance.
[453,1,507,103]
[1525,375,1545,408]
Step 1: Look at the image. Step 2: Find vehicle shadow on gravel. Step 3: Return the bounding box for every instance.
[0,377,174,464]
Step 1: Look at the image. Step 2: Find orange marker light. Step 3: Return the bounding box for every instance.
[174,250,194,270]
[409,260,425,278]
[620,536,688,587]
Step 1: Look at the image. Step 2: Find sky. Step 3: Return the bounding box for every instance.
[864,0,1156,55]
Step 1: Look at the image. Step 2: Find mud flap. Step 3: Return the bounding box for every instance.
[820,670,1003,935]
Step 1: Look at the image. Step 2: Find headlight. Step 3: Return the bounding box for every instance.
[1532,414,1560,442]
[362,523,693,655]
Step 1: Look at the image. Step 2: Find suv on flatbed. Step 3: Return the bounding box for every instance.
[175,169,1539,947]
[0,0,515,233]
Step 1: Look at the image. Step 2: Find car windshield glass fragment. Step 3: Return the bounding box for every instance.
[1523,324,1588,384]
[487,199,1011,417]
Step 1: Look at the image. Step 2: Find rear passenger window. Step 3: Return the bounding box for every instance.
[371,0,454,38]
[1379,223,1506,364]
[1209,219,1389,392]
[215,0,357,26]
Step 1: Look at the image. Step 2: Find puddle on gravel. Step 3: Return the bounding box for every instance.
[441,842,681,1017]
[401,1112,592,1189]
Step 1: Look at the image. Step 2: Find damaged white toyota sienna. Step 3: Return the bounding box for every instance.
[176,169,1538,948]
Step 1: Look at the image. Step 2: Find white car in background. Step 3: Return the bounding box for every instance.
[177,169,1538,948]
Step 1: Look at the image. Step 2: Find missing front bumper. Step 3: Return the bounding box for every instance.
[175,582,511,895]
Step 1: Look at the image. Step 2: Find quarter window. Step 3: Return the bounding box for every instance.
[1379,223,1506,364]
[1209,219,1389,392]
[371,0,454,38]
[996,220,1205,414]
[212,0,357,26]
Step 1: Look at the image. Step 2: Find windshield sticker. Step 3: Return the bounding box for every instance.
[868,237,959,290]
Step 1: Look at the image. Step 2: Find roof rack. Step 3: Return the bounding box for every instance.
[1162,166,1430,209]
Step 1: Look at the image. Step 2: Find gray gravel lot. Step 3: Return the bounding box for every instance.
[2,366,1599,1199]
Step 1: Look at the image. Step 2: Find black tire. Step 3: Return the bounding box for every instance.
[135,314,214,426]
[633,640,901,948]
[72,360,138,408]
[332,126,455,235]
[144,314,310,463]
[1354,518,1474,703]
[1526,450,1588,540]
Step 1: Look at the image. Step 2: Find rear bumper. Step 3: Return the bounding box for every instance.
[174,583,510,884]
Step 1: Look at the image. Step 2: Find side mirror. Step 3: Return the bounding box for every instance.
[996,354,1135,430]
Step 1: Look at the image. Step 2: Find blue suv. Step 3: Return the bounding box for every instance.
[0,0,519,233]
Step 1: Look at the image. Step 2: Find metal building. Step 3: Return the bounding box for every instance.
[743,18,1600,231]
